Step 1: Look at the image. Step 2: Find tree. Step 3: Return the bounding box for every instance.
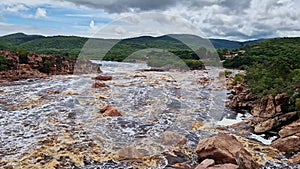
[0,55,8,71]
[41,60,52,73]
[17,48,29,64]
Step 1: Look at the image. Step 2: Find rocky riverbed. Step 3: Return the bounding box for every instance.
[0,61,299,168]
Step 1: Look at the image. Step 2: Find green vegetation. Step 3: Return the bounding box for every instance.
[184,60,205,70]
[222,37,300,110]
[0,55,8,71]
[296,98,300,111]
[17,48,29,64]
[141,50,204,70]
[224,70,233,77]
[0,33,264,61]
[40,59,52,73]
[232,74,245,86]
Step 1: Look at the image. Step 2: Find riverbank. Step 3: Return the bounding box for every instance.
[226,77,300,166]
[0,50,101,83]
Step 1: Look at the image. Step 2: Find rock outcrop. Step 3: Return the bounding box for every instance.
[250,93,298,133]
[227,84,298,134]
[0,50,101,82]
[195,134,260,168]
[271,119,300,153]
[226,80,300,166]
[226,84,256,110]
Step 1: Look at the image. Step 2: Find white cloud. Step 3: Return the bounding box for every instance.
[5,4,29,13]
[115,26,126,35]
[0,0,299,40]
[89,20,96,30]
[35,8,47,18]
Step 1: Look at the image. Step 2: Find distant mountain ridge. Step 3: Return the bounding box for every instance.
[0,32,273,58]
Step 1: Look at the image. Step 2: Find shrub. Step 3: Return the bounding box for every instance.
[184,59,205,70]
[232,74,244,86]
[41,60,52,73]
[224,70,233,77]
[0,55,8,71]
[17,48,29,64]
[296,98,300,111]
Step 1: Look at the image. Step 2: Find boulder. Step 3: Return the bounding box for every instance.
[207,164,239,169]
[195,134,260,169]
[271,118,300,153]
[278,119,300,138]
[195,159,215,169]
[196,134,242,164]
[92,82,108,88]
[100,105,122,117]
[236,148,260,169]
[92,75,112,81]
[253,111,299,133]
[161,131,187,146]
[195,77,211,86]
[164,150,190,168]
[117,146,145,160]
[289,154,300,165]
[271,133,300,153]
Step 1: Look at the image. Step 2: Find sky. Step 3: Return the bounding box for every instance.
[0,0,300,40]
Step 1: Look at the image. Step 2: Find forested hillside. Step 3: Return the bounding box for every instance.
[222,37,300,111]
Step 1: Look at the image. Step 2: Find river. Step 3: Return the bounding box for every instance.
[0,61,285,168]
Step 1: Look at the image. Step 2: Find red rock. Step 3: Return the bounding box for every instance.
[226,84,255,110]
[195,134,260,169]
[207,163,239,169]
[100,105,122,117]
[278,119,300,138]
[271,132,300,153]
[0,50,104,82]
[92,82,107,88]
[236,148,260,169]
[289,154,300,164]
[196,134,242,164]
[249,93,297,133]
[195,159,215,169]
[253,111,299,133]
[117,146,145,160]
[92,75,112,81]
[161,131,187,146]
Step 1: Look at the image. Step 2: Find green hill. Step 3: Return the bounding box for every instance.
[223,37,300,102]
[0,33,264,60]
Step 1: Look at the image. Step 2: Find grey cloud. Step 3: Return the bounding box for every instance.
[3,0,299,40]
[59,0,179,13]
